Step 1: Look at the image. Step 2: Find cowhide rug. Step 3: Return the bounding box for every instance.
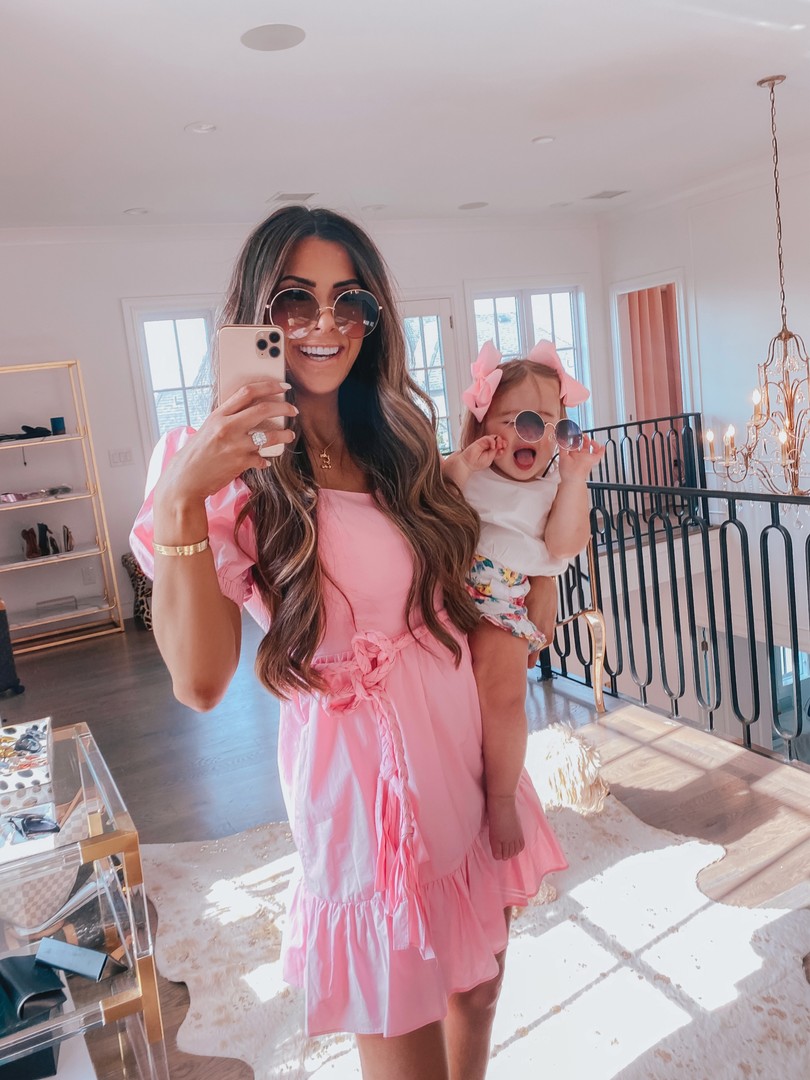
[142,731,810,1078]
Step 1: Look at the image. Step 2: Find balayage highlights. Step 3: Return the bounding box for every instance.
[216,206,480,697]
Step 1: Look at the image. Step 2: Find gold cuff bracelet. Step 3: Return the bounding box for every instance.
[153,537,210,557]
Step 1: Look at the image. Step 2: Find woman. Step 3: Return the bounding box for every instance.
[131,206,566,1080]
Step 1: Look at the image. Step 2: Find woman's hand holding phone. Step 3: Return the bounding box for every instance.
[155,379,298,510]
[153,321,298,515]
[217,323,293,457]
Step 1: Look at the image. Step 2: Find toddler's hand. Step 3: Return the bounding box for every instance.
[460,435,506,472]
[442,435,506,490]
[558,435,605,482]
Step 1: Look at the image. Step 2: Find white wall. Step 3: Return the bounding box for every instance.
[0,216,608,615]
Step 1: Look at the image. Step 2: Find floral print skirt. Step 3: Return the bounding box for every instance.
[465,553,547,650]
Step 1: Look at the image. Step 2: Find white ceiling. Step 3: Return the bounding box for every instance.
[3,0,810,228]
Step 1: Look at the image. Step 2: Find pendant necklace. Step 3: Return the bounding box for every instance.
[318,439,337,470]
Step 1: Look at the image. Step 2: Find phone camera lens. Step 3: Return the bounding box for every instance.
[269,331,281,344]
[256,338,268,350]
[269,346,281,358]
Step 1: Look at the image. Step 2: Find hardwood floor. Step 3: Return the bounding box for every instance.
[4,619,809,1078]
[575,702,810,909]
[4,617,287,841]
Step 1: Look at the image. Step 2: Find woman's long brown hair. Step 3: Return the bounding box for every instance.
[216,206,480,697]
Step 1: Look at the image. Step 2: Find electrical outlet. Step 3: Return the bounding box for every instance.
[81,563,97,585]
[108,448,133,467]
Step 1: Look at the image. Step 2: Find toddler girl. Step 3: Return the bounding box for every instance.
[444,340,605,860]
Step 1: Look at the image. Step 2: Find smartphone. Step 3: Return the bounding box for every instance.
[217,324,287,458]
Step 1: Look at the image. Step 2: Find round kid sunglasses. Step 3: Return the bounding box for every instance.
[510,410,584,451]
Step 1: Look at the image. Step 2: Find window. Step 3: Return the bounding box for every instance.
[473,295,521,359]
[472,287,587,423]
[123,297,219,452]
[142,316,214,437]
[401,299,458,454]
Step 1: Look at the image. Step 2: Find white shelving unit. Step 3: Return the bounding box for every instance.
[0,361,124,653]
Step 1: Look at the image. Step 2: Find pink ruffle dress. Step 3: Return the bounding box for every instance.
[131,427,567,1038]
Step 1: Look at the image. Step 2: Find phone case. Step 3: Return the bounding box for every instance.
[217,324,287,458]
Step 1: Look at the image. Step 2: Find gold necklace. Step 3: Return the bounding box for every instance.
[318,438,338,470]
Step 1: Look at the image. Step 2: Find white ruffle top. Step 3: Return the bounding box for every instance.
[464,466,572,576]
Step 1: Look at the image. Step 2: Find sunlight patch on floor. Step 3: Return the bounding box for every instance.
[490,966,691,1079]
[204,850,297,926]
[243,961,289,1004]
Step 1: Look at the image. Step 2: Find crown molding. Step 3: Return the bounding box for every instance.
[0,212,601,249]
[603,142,810,223]
[364,213,598,236]
[0,222,254,248]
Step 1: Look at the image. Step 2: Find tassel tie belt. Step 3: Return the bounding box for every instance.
[314,621,442,961]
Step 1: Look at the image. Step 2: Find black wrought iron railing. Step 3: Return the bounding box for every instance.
[585,412,708,526]
[545,469,810,770]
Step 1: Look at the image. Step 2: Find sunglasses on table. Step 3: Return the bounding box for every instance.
[508,411,584,451]
[5,813,61,839]
[0,731,45,756]
[13,732,44,754]
[267,288,381,340]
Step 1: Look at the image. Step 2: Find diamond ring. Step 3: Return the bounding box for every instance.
[250,430,268,449]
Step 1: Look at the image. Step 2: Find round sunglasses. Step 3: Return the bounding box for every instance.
[5,813,60,838]
[509,410,584,451]
[267,287,381,341]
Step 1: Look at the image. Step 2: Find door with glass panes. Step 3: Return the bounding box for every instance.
[400,298,460,454]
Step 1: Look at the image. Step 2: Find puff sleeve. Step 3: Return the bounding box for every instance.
[129,427,257,608]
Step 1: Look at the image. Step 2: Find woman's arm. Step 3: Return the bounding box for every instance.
[151,491,243,711]
[147,380,297,711]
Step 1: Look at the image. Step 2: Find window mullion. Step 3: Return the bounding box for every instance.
[519,290,534,353]
[547,291,557,345]
[491,298,502,354]
[170,320,192,428]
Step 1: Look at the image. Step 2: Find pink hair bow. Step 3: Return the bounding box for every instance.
[528,340,590,406]
[462,340,503,421]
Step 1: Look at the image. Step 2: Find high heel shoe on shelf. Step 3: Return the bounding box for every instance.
[20,528,40,559]
[36,523,60,557]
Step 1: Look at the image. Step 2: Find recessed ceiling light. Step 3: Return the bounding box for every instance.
[185,122,217,135]
[362,203,386,212]
[123,207,148,215]
[458,201,488,210]
[549,202,571,209]
[241,24,306,51]
[532,135,555,145]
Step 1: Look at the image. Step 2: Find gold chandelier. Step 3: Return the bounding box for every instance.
[705,75,809,498]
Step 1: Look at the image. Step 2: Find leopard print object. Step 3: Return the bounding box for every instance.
[121,552,152,630]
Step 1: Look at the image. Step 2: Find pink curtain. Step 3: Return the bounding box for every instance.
[628,285,683,420]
